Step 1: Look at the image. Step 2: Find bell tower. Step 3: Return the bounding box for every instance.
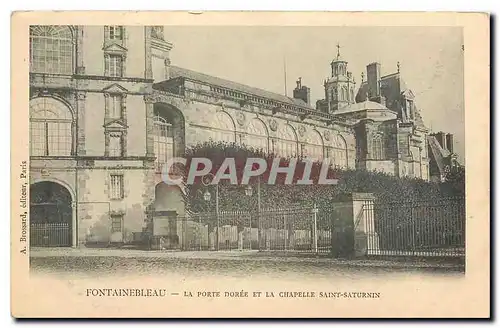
[323,44,356,112]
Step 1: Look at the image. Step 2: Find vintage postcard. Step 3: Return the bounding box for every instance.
[11,11,490,318]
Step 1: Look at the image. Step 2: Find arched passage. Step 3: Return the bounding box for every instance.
[30,181,73,247]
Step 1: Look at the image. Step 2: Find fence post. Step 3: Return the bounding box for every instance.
[312,203,319,254]
[216,185,219,251]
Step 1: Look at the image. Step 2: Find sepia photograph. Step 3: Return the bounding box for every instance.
[10,12,489,318]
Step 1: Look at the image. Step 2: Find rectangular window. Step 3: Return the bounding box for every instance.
[108,26,123,40]
[110,175,124,200]
[111,215,123,233]
[109,133,123,157]
[106,55,123,77]
[109,95,122,119]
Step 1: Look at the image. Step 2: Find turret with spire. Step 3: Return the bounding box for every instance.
[321,43,356,113]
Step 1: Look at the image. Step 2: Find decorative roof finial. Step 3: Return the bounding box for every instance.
[336,43,341,59]
[361,71,364,82]
[397,61,400,73]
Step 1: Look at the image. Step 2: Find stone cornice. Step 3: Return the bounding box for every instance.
[152,89,354,134]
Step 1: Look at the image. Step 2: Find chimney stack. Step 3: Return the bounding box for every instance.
[433,132,447,150]
[366,62,381,100]
[293,77,311,105]
[446,133,454,153]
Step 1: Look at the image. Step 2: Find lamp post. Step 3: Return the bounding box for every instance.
[245,176,262,250]
[202,174,219,251]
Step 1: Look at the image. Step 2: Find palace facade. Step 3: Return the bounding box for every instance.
[28,25,457,247]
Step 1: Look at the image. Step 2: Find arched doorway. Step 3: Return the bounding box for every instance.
[30,181,73,247]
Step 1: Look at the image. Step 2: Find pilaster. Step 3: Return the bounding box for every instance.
[144,96,155,157]
[76,91,86,155]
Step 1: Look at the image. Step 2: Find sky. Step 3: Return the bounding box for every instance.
[164,26,465,161]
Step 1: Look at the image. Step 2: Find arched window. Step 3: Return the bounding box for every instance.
[328,134,348,168]
[210,111,236,143]
[30,97,73,156]
[342,88,347,102]
[153,116,174,171]
[305,130,324,161]
[30,25,74,74]
[350,89,354,102]
[246,118,268,152]
[372,135,384,160]
[275,124,298,157]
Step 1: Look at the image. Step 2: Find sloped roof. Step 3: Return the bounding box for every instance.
[355,73,426,128]
[427,135,451,174]
[335,100,389,114]
[168,66,314,109]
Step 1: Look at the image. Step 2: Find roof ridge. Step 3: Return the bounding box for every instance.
[169,65,311,108]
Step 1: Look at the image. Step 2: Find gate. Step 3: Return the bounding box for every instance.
[30,203,72,247]
[30,222,71,247]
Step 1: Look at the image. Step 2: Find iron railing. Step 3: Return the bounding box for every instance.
[149,197,465,259]
[368,197,465,257]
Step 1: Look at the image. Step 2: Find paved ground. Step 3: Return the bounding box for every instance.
[30,247,465,276]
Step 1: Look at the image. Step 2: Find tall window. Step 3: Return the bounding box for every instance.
[106,55,123,77]
[108,26,123,40]
[109,133,123,157]
[407,100,414,119]
[110,174,124,199]
[30,97,73,156]
[245,118,268,152]
[153,116,174,171]
[329,134,348,168]
[275,124,298,158]
[372,135,384,160]
[209,111,236,143]
[29,25,73,74]
[304,130,323,161]
[109,94,123,119]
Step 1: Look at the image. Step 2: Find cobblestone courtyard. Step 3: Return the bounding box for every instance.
[30,248,465,279]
